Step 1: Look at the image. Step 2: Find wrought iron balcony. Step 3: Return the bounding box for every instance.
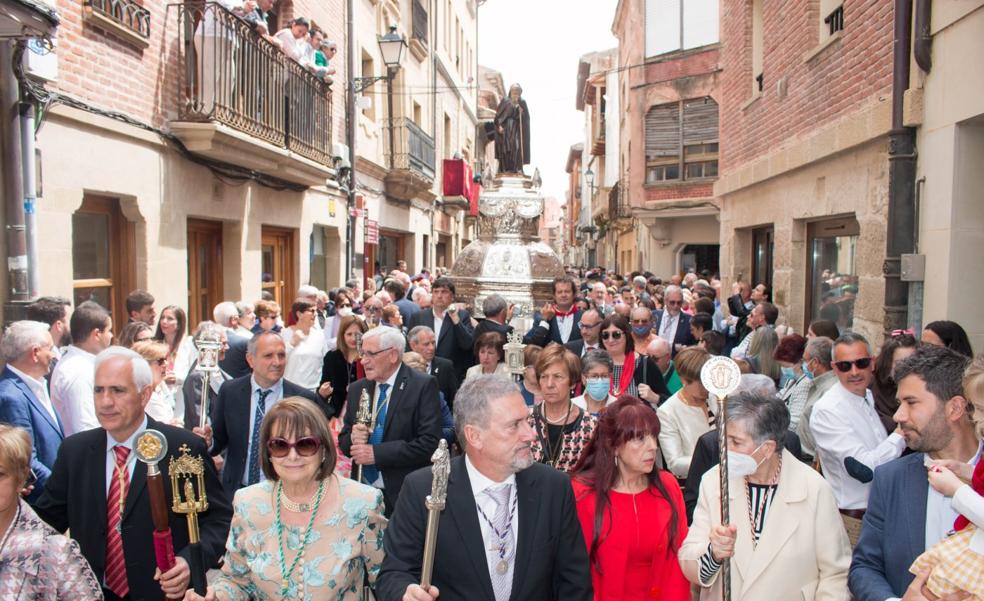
[609,180,632,222]
[170,2,334,185]
[385,118,436,202]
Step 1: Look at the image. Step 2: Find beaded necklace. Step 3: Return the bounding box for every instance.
[275,479,326,596]
[743,453,782,547]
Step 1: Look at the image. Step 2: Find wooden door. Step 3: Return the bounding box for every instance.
[187,219,224,329]
[261,226,297,308]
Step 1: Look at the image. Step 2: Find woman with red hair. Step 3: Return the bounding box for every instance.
[571,396,690,601]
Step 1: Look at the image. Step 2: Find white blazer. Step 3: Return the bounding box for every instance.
[679,449,851,601]
[657,391,714,478]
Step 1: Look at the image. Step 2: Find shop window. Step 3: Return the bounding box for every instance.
[807,217,859,331]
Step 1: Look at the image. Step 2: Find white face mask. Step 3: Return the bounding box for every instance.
[338,307,352,317]
[727,442,766,478]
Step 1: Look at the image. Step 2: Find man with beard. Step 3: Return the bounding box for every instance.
[493,84,531,175]
[26,296,73,367]
[850,345,980,601]
[378,375,591,601]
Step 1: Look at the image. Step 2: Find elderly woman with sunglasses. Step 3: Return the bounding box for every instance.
[599,315,670,407]
[186,397,386,600]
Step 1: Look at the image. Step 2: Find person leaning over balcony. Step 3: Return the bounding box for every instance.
[274,17,311,64]
[308,30,336,83]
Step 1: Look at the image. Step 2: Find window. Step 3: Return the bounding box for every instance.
[188,219,223,330]
[444,114,452,159]
[751,0,764,95]
[820,0,844,41]
[645,98,719,184]
[413,101,422,127]
[645,0,718,58]
[72,196,135,324]
[751,226,774,294]
[411,0,428,43]
[807,218,859,331]
[261,226,297,309]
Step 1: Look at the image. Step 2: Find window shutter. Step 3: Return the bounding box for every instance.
[645,103,680,159]
[683,98,718,146]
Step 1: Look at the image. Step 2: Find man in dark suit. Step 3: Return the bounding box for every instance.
[387,278,420,327]
[406,277,475,381]
[339,327,441,516]
[213,301,251,378]
[850,346,979,601]
[35,347,232,601]
[564,309,602,358]
[654,285,696,355]
[377,375,592,601]
[474,294,514,341]
[201,331,322,498]
[408,325,459,408]
[523,275,583,346]
[0,320,63,503]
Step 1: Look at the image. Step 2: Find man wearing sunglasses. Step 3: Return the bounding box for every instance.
[654,286,696,357]
[810,333,906,514]
[339,327,441,516]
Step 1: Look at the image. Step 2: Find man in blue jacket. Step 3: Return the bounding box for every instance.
[0,320,63,502]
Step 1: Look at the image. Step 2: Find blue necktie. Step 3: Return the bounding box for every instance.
[362,383,390,485]
[247,389,272,485]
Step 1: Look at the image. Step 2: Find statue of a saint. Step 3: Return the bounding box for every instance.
[494,84,531,175]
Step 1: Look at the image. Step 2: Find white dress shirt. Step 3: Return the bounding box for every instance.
[104,415,147,495]
[242,377,285,486]
[556,313,575,343]
[924,446,982,550]
[6,364,58,424]
[465,454,518,583]
[809,382,906,509]
[658,311,680,344]
[273,28,311,63]
[433,311,446,342]
[730,329,755,360]
[145,382,178,425]
[282,327,329,390]
[50,345,100,436]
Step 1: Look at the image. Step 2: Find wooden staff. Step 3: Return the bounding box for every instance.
[133,431,177,582]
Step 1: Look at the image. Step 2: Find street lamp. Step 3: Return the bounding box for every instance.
[377,26,407,68]
[584,168,595,197]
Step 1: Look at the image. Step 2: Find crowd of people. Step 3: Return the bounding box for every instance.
[0,264,980,601]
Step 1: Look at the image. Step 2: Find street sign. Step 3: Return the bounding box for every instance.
[366,220,379,245]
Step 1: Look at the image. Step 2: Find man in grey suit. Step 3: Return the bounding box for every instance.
[850,346,980,601]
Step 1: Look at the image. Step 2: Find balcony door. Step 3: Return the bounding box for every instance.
[751,226,774,291]
[262,226,297,308]
[72,196,135,325]
[188,219,224,330]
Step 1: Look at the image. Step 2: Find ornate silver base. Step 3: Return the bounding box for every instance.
[450,175,563,330]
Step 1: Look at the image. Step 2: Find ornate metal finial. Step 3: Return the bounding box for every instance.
[426,440,450,509]
[193,325,223,374]
[503,331,527,376]
[355,389,372,427]
[169,446,209,516]
[700,356,742,399]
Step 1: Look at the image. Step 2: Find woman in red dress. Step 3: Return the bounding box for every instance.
[571,395,690,601]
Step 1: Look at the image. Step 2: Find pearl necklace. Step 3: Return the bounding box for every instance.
[280,485,320,513]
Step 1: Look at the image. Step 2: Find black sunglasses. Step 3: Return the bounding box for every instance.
[266,437,321,458]
[601,331,623,341]
[833,358,872,372]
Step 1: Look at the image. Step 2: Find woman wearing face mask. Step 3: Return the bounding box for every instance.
[870,332,918,433]
[773,334,811,432]
[680,392,850,601]
[573,350,617,416]
[321,291,354,352]
[656,347,712,481]
[571,397,690,601]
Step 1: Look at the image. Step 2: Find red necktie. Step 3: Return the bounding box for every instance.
[106,445,130,598]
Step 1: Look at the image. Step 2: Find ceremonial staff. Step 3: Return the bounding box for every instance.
[133,430,177,581]
[193,327,224,430]
[170,445,210,595]
[699,356,742,601]
[420,439,450,590]
[354,388,372,483]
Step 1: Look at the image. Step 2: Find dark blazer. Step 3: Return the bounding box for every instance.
[321,349,359,419]
[181,362,232,430]
[474,318,513,342]
[395,298,420,327]
[34,417,233,601]
[210,375,323,496]
[429,356,459,410]
[406,309,476,381]
[653,310,696,354]
[522,310,583,347]
[683,428,804,523]
[632,354,671,404]
[338,364,442,516]
[376,458,593,601]
[727,294,754,341]
[564,338,602,358]
[219,331,251,379]
[849,453,928,601]
[0,367,64,503]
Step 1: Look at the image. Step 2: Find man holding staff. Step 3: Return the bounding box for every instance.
[377,374,592,601]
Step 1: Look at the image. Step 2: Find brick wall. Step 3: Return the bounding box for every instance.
[719,0,894,172]
[52,0,347,142]
[644,182,714,202]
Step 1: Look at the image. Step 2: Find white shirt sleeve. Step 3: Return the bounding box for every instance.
[952,484,984,529]
[810,404,905,470]
[61,374,100,433]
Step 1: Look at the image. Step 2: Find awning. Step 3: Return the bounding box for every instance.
[0,0,59,40]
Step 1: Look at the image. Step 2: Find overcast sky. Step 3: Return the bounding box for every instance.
[478,0,619,203]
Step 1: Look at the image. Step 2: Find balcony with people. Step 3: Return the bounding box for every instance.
[169,2,338,186]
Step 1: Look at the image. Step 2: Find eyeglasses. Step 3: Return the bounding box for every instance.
[363,346,394,358]
[579,321,601,329]
[266,437,322,458]
[833,358,872,372]
[600,331,623,341]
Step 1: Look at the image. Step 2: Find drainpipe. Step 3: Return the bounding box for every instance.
[19,102,39,297]
[345,0,355,286]
[0,42,29,309]
[883,0,917,335]
[913,0,932,73]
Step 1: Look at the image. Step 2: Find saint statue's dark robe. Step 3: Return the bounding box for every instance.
[493,97,531,174]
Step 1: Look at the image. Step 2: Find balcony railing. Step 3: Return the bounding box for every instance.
[609,179,632,221]
[389,118,435,180]
[86,0,151,40]
[412,0,428,43]
[173,2,333,166]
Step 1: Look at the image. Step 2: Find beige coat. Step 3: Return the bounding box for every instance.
[679,449,851,601]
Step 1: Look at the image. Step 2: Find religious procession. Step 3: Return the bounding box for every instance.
[0,0,982,600]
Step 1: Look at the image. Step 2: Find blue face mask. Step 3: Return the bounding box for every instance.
[631,325,651,337]
[780,366,796,386]
[585,377,610,401]
[802,361,815,380]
